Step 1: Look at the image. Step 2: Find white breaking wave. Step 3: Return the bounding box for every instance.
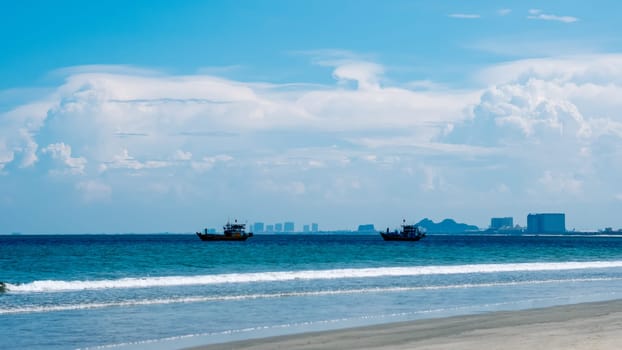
[5,261,622,293]
[2,277,620,315]
[4,260,622,293]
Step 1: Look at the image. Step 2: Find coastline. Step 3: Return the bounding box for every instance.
[187,299,622,350]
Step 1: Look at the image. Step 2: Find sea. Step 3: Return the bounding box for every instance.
[3,233,622,350]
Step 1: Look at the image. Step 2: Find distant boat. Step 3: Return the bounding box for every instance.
[196,220,253,241]
[380,220,426,241]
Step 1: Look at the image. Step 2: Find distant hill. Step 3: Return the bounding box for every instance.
[416,218,479,233]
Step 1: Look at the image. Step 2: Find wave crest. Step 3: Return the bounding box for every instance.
[5,261,622,293]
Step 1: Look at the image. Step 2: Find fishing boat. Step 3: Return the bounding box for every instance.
[380,220,426,241]
[196,220,253,241]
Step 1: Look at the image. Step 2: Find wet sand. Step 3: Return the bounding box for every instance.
[187,299,622,350]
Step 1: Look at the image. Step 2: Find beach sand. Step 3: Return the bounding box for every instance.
[188,299,622,350]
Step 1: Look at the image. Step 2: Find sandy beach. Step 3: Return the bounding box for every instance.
[188,299,622,350]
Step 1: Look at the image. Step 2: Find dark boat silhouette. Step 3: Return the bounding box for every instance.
[380,220,426,241]
[196,220,253,241]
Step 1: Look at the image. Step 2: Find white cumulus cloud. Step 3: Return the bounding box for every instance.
[2,53,622,230]
[42,142,87,174]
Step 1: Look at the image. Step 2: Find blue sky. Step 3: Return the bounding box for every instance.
[2,1,622,233]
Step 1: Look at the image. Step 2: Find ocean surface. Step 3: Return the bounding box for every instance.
[3,233,622,349]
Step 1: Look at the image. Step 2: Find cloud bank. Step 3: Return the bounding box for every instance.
[2,54,622,231]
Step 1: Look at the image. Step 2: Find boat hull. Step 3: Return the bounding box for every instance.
[380,232,425,241]
[196,232,252,241]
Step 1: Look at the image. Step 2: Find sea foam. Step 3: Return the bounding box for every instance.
[2,277,619,315]
[5,260,622,293]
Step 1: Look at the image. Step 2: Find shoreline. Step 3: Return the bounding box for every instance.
[187,299,622,350]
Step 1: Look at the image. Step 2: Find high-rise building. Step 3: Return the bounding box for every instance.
[311,223,319,232]
[265,224,274,233]
[527,213,566,233]
[303,224,310,233]
[274,223,283,232]
[490,217,513,230]
[253,222,264,233]
[357,224,376,233]
[284,222,295,232]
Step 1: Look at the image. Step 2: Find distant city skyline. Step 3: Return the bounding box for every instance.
[249,221,320,233]
[2,2,622,233]
[196,212,619,234]
[5,210,622,234]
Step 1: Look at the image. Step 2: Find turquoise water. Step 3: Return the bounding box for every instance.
[2,234,622,349]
